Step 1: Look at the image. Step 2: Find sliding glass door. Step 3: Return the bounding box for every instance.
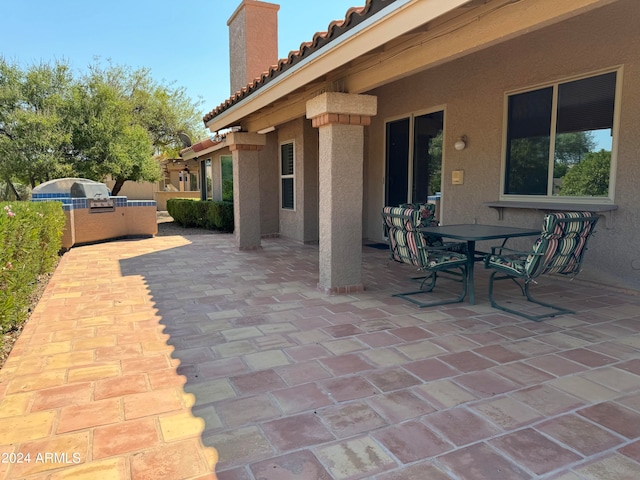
[385,110,443,207]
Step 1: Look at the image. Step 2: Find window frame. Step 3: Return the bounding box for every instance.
[279,140,296,211]
[499,67,622,204]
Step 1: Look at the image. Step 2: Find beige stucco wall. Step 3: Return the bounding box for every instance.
[104,180,155,200]
[61,210,75,250]
[125,206,158,237]
[227,1,279,95]
[259,133,280,236]
[277,119,302,241]
[71,209,129,245]
[278,118,320,243]
[153,191,201,211]
[62,205,156,247]
[365,0,640,289]
[303,120,320,243]
[228,5,248,95]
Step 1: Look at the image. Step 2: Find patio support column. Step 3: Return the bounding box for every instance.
[306,92,377,293]
[226,132,266,250]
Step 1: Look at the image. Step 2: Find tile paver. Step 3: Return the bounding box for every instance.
[372,420,452,463]
[536,413,624,456]
[490,428,582,475]
[319,401,387,438]
[366,389,435,423]
[437,442,531,480]
[315,436,395,479]
[1,234,639,479]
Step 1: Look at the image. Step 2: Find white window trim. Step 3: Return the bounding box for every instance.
[280,140,296,211]
[499,66,622,205]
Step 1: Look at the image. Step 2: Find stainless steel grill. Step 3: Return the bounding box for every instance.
[70,181,115,213]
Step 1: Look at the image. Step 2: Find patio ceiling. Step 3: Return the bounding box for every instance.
[204,0,618,134]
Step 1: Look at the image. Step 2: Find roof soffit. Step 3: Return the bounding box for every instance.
[206,0,617,133]
[343,0,620,94]
[204,0,411,129]
[206,0,479,131]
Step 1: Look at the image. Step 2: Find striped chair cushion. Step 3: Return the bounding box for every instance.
[399,203,437,228]
[486,211,597,281]
[383,206,419,262]
[539,211,597,276]
[389,226,466,270]
[486,253,530,276]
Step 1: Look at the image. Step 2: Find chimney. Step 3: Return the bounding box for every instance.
[228,0,280,95]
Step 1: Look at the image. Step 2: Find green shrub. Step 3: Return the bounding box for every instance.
[167,199,234,232]
[0,201,65,336]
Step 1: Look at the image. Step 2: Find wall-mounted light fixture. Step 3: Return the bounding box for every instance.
[454,135,467,151]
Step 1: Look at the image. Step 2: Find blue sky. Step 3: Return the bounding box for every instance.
[1,0,360,121]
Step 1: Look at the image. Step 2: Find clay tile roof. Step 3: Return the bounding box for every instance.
[203,0,398,125]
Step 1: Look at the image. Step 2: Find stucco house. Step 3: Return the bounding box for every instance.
[101,157,203,210]
[180,0,639,294]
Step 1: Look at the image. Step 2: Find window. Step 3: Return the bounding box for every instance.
[503,70,617,200]
[280,142,295,210]
[220,155,233,202]
[204,159,212,200]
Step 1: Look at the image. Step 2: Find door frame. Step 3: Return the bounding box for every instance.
[381,105,447,208]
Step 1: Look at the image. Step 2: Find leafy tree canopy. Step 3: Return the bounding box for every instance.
[0,58,73,196]
[560,149,610,197]
[0,57,206,198]
[554,131,596,166]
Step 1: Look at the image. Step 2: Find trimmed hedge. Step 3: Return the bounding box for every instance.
[167,198,234,232]
[1,201,65,335]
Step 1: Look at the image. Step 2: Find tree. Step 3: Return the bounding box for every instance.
[221,156,233,202]
[429,132,443,196]
[0,58,205,196]
[560,149,610,196]
[506,136,550,195]
[65,75,159,194]
[506,131,599,195]
[66,62,205,194]
[0,58,73,199]
[554,131,596,167]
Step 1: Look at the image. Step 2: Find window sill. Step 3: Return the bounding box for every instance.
[484,200,617,220]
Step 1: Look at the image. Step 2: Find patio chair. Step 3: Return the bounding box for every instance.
[484,211,599,321]
[381,207,468,307]
[385,203,465,253]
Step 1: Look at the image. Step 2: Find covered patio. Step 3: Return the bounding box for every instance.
[1,233,639,479]
[190,0,640,300]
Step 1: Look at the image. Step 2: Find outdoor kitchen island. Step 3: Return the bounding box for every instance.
[31,178,157,249]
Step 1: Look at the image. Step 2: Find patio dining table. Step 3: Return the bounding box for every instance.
[420,224,541,305]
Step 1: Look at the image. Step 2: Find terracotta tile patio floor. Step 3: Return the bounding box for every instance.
[1,234,640,479]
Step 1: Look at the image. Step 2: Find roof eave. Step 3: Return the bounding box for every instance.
[205,0,473,133]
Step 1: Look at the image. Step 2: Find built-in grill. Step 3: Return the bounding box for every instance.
[70,181,115,213]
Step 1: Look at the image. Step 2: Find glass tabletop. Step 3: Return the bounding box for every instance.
[420,224,540,241]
